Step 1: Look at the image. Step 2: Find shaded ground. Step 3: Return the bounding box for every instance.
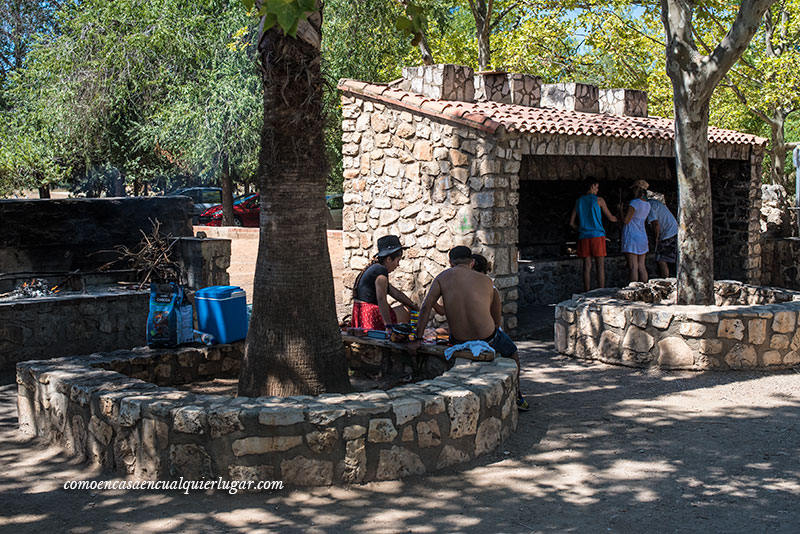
[2,322,800,533]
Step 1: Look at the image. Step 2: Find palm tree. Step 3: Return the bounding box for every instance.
[238,9,351,396]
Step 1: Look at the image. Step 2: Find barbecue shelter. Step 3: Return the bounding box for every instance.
[338,64,767,330]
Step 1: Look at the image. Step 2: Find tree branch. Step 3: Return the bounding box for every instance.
[490,2,520,31]
[720,75,773,124]
[704,0,776,95]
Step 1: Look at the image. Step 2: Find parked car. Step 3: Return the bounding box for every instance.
[167,186,222,224]
[198,192,344,229]
[198,193,260,227]
[326,194,343,229]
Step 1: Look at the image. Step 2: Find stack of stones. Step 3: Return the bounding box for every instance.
[599,89,648,117]
[401,65,475,101]
[474,71,542,107]
[16,344,519,485]
[341,89,521,329]
[554,280,800,370]
[540,83,600,113]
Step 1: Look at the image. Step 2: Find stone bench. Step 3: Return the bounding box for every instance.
[554,280,800,370]
[17,342,519,486]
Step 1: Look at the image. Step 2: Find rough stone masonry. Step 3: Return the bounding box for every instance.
[17,343,519,486]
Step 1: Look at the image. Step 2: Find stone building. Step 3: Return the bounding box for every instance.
[338,64,767,331]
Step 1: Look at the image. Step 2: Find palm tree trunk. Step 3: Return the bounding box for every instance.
[237,15,350,397]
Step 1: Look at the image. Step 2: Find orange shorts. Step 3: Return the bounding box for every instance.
[577,236,606,258]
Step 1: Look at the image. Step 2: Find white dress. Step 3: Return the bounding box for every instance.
[621,199,650,255]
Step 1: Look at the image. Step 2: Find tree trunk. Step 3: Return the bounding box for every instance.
[237,13,350,397]
[769,108,789,188]
[673,99,715,305]
[661,0,774,305]
[220,152,235,226]
[469,0,492,71]
[112,169,126,197]
[477,23,490,71]
[37,184,50,199]
[417,32,435,66]
[133,178,141,197]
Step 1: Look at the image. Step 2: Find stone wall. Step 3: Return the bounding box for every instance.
[518,257,629,307]
[340,75,764,331]
[474,72,542,107]
[0,197,194,291]
[761,238,800,290]
[17,344,519,485]
[1,290,149,371]
[341,95,521,329]
[598,89,648,117]
[711,159,758,282]
[173,237,231,290]
[400,64,475,101]
[554,280,800,370]
[541,83,599,113]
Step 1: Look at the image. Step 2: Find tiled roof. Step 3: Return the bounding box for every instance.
[338,79,768,147]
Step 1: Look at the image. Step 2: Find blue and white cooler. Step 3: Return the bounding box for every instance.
[195,285,248,344]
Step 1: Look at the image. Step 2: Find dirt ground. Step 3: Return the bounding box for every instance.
[2,325,800,533]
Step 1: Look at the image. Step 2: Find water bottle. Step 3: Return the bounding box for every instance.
[409,310,419,340]
[193,330,215,346]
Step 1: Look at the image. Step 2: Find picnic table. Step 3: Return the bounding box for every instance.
[340,333,494,362]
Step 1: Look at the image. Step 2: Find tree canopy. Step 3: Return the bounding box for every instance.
[1,0,798,196]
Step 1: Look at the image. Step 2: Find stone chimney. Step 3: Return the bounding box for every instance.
[540,83,599,113]
[474,71,509,102]
[507,73,542,107]
[599,89,648,117]
[474,72,542,107]
[401,64,475,102]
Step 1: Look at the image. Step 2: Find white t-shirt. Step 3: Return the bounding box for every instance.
[646,199,678,240]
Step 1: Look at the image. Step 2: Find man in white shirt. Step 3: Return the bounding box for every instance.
[646,197,678,278]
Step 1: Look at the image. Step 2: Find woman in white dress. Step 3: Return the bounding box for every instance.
[621,180,651,283]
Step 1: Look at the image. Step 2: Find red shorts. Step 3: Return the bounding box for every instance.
[352,301,397,330]
[577,236,606,258]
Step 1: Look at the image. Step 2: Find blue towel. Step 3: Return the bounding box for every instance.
[444,341,496,361]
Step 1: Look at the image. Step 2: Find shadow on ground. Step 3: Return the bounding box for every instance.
[2,322,800,533]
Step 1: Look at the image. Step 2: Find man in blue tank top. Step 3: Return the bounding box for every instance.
[569,177,618,292]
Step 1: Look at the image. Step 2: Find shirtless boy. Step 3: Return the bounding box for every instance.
[409,246,529,411]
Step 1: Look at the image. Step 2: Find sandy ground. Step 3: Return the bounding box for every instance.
[2,328,800,533]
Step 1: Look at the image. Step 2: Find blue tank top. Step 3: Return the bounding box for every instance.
[576,194,605,239]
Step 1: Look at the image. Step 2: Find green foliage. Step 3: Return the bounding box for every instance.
[1,0,261,196]
[242,0,317,38]
[396,2,428,47]
[321,0,419,192]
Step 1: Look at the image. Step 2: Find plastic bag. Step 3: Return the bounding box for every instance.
[147,283,194,347]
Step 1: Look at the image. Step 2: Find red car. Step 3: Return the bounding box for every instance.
[198,193,260,227]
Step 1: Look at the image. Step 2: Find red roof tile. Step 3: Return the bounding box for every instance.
[338,79,767,147]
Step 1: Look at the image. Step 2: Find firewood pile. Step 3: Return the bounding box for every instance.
[101,218,182,289]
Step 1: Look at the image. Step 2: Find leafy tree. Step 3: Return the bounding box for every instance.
[715,1,800,189]
[660,0,775,305]
[138,9,262,221]
[322,0,414,193]
[0,0,58,105]
[1,0,262,200]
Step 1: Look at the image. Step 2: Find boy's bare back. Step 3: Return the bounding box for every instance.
[434,266,496,341]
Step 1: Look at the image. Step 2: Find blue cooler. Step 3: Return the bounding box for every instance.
[195,286,248,344]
